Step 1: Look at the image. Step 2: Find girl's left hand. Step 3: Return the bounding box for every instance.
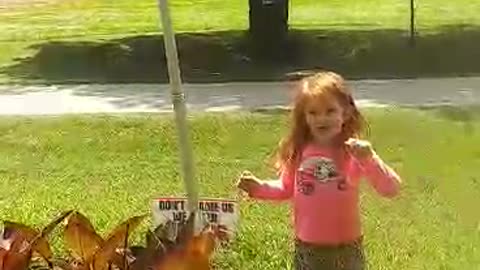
[345,138,375,161]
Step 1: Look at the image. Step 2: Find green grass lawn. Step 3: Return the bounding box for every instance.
[0,107,479,269]
[2,0,479,42]
[1,0,480,83]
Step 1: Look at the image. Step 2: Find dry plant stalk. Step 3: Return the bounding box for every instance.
[130,212,217,270]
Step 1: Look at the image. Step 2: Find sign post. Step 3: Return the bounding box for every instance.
[156,0,199,214]
[155,0,240,241]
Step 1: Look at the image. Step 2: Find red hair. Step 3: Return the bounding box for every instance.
[274,71,368,172]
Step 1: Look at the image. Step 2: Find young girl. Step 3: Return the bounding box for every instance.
[237,71,402,270]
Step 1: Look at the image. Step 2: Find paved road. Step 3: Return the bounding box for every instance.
[1,77,479,115]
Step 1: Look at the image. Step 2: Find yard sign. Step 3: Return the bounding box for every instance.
[152,198,239,241]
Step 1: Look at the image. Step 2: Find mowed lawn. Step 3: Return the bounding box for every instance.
[2,0,479,42]
[0,107,479,269]
[1,0,480,83]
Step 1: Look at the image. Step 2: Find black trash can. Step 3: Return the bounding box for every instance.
[248,0,289,59]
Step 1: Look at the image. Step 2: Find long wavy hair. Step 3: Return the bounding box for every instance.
[274,71,368,173]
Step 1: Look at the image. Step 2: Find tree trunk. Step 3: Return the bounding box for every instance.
[248,0,289,59]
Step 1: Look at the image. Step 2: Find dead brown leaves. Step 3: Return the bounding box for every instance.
[0,210,73,270]
[1,210,221,270]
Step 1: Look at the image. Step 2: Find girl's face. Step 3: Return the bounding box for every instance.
[304,96,347,146]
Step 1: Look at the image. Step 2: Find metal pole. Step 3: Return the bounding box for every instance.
[410,0,416,47]
[157,0,198,213]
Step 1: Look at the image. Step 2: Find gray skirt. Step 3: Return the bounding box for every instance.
[294,237,366,270]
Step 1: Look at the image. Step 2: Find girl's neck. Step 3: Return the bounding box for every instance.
[311,136,344,150]
[309,137,349,164]
[311,140,342,152]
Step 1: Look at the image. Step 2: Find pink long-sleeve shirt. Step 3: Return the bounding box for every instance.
[250,143,401,245]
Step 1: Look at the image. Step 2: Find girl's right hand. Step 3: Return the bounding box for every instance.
[237,171,261,195]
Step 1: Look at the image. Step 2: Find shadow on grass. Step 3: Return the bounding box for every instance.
[415,105,480,122]
[2,24,480,83]
[388,104,480,137]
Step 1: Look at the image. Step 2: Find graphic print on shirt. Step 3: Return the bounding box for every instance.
[296,156,347,195]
